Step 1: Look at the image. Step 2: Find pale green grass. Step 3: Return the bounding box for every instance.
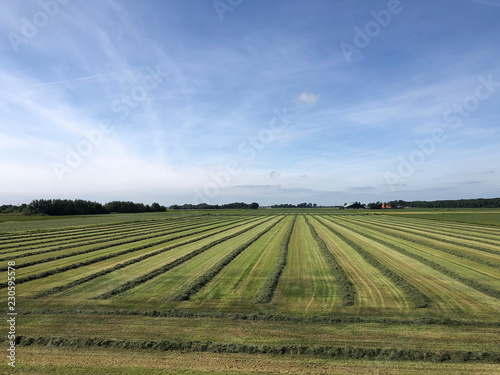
[310,216,411,314]
[192,216,291,304]
[272,215,340,314]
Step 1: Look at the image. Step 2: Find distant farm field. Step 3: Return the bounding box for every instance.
[2,210,500,374]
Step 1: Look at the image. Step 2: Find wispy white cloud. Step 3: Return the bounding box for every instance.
[0,0,499,205]
[295,92,320,105]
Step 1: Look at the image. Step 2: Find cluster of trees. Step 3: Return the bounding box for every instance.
[0,204,27,214]
[406,198,500,208]
[24,199,109,216]
[366,198,500,209]
[10,200,168,216]
[271,203,317,208]
[169,202,259,210]
[104,201,166,213]
[2,200,259,216]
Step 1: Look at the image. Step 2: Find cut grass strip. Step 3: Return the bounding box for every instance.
[316,217,430,308]
[304,216,355,307]
[30,219,262,299]
[193,216,293,303]
[345,217,500,268]
[0,218,194,250]
[0,218,237,271]
[171,217,284,301]
[271,216,339,313]
[0,217,256,289]
[254,216,296,304]
[0,217,230,262]
[95,216,278,299]
[309,217,411,312]
[367,216,500,247]
[0,215,216,250]
[13,336,500,363]
[331,217,500,301]
[351,216,500,257]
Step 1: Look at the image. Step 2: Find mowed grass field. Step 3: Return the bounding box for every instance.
[1,209,500,374]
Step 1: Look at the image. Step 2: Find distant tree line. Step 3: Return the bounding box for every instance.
[0,204,27,214]
[19,199,167,216]
[271,203,317,208]
[367,198,500,209]
[25,199,109,216]
[104,201,167,213]
[2,200,259,216]
[406,198,500,208]
[169,202,259,210]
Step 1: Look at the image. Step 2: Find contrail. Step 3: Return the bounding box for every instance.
[30,71,123,88]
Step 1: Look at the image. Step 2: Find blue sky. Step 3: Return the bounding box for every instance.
[1,0,499,206]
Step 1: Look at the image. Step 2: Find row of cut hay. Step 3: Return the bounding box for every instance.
[331,217,500,300]
[95,216,279,299]
[253,216,296,304]
[193,216,293,302]
[343,216,500,268]
[316,217,430,308]
[363,215,500,247]
[15,336,500,363]
[309,216,411,312]
[0,216,231,256]
[303,215,355,306]
[0,217,243,271]
[368,214,500,237]
[0,217,260,290]
[31,218,267,299]
[171,217,284,301]
[0,215,215,248]
[349,216,500,257]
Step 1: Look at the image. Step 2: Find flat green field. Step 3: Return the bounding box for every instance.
[1,209,500,374]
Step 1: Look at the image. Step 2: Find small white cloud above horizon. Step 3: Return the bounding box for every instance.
[295,92,320,105]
